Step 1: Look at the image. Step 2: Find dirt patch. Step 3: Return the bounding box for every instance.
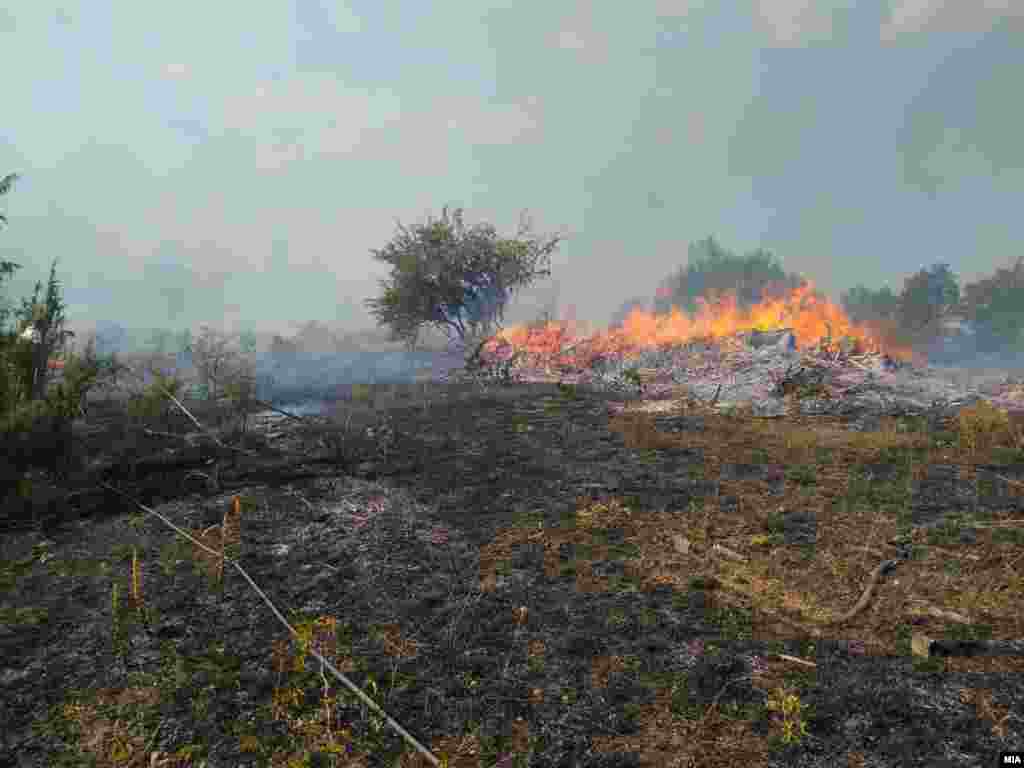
[1,380,1022,767]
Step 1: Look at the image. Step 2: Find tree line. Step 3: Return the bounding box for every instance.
[613,236,1024,356]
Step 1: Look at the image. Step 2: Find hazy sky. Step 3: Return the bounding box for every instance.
[0,1,1021,341]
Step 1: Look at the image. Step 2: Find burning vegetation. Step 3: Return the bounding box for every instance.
[484,281,915,372]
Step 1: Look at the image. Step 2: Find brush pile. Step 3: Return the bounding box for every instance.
[457,325,1024,426]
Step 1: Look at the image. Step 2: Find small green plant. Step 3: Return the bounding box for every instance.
[543,398,563,415]
[911,655,946,674]
[942,558,962,578]
[893,624,915,656]
[606,607,628,629]
[110,582,128,662]
[639,607,658,629]
[622,366,644,394]
[766,686,809,746]
[926,516,969,546]
[556,381,578,400]
[222,367,259,435]
[512,509,546,529]
[946,622,993,644]
[989,445,1024,464]
[669,674,703,720]
[786,465,817,486]
[608,573,641,593]
[126,369,184,427]
[351,383,372,402]
[992,526,1024,546]
[710,605,753,642]
[794,638,816,660]
[764,511,786,536]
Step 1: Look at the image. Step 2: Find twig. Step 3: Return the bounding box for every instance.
[771,653,818,669]
[142,429,187,440]
[710,543,746,562]
[121,366,256,459]
[906,603,973,624]
[847,357,890,375]
[182,470,219,493]
[249,399,314,424]
[822,559,902,626]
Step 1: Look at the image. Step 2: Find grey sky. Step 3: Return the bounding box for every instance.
[1,1,1021,342]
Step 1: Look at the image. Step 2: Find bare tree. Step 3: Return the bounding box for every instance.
[189,325,242,402]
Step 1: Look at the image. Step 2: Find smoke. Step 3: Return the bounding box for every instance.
[252,323,479,404]
[250,346,464,404]
[901,309,1024,385]
[84,320,473,406]
[66,249,1024,411]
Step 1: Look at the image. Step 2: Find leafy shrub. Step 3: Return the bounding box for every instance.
[1,329,116,493]
[126,371,185,426]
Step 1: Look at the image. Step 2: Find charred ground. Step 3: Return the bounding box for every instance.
[1,367,1022,767]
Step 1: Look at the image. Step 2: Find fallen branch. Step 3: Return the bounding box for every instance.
[906,603,973,625]
[772,653,818,669]
[822,559,903,626]
[249,399,314,424]
[121,366,255,459]
[846,359,874,373]
[710,543,746,562]
[142,429,187,441]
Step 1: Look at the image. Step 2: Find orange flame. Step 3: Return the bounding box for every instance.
[485,283,915,368]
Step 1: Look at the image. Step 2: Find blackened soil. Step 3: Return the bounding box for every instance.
[350,384,713,548]
[1,382,1020,767]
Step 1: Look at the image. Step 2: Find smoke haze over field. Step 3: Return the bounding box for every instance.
[1,1,1022,367]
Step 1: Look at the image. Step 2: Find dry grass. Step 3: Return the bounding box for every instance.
[477,392,1024,766]
[4,378,1023,768]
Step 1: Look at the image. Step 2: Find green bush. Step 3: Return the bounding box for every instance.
[0,337,27,415]
[0,328,117,493]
